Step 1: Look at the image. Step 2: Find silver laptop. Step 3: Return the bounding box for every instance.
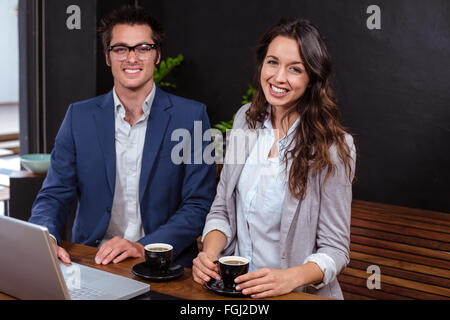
[0,215,150,300]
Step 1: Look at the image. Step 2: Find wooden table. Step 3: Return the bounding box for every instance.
[0,242,328,300]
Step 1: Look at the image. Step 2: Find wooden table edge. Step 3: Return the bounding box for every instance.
[0,242,331,300]
[62,242,330,301]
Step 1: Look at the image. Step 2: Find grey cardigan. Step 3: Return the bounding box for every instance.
[205,103,356,299]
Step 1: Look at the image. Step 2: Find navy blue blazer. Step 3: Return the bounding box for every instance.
[29,87,216,267]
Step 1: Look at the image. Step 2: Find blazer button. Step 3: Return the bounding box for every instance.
[106,207,111,213]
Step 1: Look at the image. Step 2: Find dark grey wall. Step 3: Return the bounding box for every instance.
[30,0,450,213]
[19,0,42,155]
[139,0,450,213]
[43,0,97,151]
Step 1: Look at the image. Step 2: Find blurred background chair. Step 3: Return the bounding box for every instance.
[7,171,76,241]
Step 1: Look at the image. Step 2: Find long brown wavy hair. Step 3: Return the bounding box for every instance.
[246,18,355,199]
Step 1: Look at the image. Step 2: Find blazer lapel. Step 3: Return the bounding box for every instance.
[139,87,172,203]
[279,191,301,247]
[93,92,116,196]
[225,127,259,197]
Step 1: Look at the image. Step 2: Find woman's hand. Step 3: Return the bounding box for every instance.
[192,252,221,285]
[192,230,228,285]
[234,267,300,298]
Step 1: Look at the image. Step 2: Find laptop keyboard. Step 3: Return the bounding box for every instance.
[68,284,106,300]
[59,262,148,300]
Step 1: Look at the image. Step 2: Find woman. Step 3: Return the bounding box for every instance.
[193,18,356,299]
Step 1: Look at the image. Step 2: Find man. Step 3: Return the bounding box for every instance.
[29,5,216,268]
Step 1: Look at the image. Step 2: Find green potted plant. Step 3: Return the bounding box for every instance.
[213,84,256,179]
[154,54,184,88]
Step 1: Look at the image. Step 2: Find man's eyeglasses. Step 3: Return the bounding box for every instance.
[108,43,157,61]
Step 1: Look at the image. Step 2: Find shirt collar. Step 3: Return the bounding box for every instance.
[262,106,300,143]
[112,85,156,118]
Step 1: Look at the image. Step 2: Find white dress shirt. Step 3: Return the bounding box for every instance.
[202,113,337,288]
[100,86,156,245]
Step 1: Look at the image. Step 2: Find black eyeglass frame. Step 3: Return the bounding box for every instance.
[107,43,158,53]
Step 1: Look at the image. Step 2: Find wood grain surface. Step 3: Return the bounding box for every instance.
[0,241,328,300]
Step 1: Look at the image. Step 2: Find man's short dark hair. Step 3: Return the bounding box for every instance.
[98,5,165,57]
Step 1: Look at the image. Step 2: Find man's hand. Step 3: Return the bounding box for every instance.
[50,236,71,264]
[95,237,145,265]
